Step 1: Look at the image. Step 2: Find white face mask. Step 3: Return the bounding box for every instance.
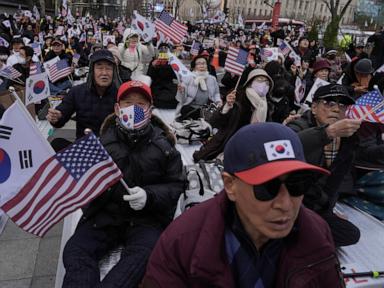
[251,81,270,97]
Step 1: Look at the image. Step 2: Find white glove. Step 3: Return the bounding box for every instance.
[123,186,147,211]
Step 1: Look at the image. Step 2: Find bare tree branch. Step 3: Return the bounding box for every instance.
[340,0,353,18]
[322,0,332,13]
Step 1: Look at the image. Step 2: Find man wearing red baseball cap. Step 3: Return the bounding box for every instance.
[62,80,185,288]
[143,123,345,288]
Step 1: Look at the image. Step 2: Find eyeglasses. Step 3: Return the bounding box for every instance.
[195,61,207,66]
[319,99,348,110]
[251,171,315,201]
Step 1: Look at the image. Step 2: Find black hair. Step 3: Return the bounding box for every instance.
[190,55,209,70]
[20,46,34,58]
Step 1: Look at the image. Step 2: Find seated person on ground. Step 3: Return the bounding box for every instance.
[47,49,119,150]
[193,68,273,162]
[175,55,222,121]
[286,84,361,247]
[62,79,185,288]
[143,122,345,288]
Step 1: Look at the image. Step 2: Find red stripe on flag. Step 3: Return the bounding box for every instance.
[2,157,56,212]
[33,166,121,237]
[27,161,118,234]
[28,161,116,233]
[17,171,71,228]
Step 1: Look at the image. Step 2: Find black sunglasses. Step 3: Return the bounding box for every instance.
[251,171,315,201]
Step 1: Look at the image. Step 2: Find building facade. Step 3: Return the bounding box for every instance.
[227,0,357,25]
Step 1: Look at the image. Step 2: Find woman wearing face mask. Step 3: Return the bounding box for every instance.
[11,46,35,83]
[193,68,274,162]
[118,30,155,79]
[0,46,10,91]
[175,55,222,121]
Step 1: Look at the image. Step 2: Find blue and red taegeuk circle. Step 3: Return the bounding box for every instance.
[33,80,46,94]
[0,148,11,184]
[275,145,285,154]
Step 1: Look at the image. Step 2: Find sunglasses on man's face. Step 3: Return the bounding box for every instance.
[251,171,315,201]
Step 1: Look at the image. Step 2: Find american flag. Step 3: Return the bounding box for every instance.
[347,90,384,123]
[224,46,248,75]
[1,133,122,237]
[133,106,151,129]
[278,41,291,56]
[30,63,42,76]
[154,10,188,44]
[190,41,201,56]
[30,42,42,56]
[48,59,72,83]
[0,66,22,80]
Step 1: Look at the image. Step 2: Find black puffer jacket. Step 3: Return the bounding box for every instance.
[287,110,358,211]
[81,114,185,229]
[147,60,178,109]
[53,83,117,139]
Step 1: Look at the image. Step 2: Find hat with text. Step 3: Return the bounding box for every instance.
[224,123,329,185]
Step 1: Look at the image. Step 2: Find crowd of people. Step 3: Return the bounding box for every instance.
[1,7,384,288]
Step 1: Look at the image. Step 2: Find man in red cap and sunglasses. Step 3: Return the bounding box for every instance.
[62,80,185,288]
[143,122,345,288]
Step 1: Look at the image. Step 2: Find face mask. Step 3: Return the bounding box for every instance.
[251,81,269,97]
[0,55,8,61]
[118,105,151,131]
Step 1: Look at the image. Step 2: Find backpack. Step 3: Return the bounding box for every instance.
[171,118,212,144]
[174,160,224,218]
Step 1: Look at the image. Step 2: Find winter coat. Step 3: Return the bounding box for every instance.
[287,110,358,211]
[52,82,117,139]
[143,192,344,288]
[147,60,178,109]
[118,43,155,78]
[193,100,252,162]
[80,114,185,229]
[175,73,221,119]
[355,122,384,169]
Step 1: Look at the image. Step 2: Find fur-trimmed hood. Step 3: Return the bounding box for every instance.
[100,113,176,146]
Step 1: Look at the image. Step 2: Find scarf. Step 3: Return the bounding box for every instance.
[193,71,209,91]
[246,87,268,123]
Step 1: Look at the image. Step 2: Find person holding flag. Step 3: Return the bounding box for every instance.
[46,49,120,149]
[286,84,362,247]
[193,69,274,162]
[147,43,178,109]
[43,36,73,95]
[175,55,222,121]
[62,79,184,288]
[118,30,155,79]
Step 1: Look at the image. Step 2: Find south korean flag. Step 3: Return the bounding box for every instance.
[264,140,295,161]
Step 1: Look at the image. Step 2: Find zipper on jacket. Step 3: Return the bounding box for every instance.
[284,253,345,288]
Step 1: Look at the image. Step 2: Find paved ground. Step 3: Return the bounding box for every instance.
[0,120,76,288]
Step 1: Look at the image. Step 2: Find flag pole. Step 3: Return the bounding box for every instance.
[234,74,242,91]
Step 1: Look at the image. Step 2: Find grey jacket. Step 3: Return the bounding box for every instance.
[175,74,221,118]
